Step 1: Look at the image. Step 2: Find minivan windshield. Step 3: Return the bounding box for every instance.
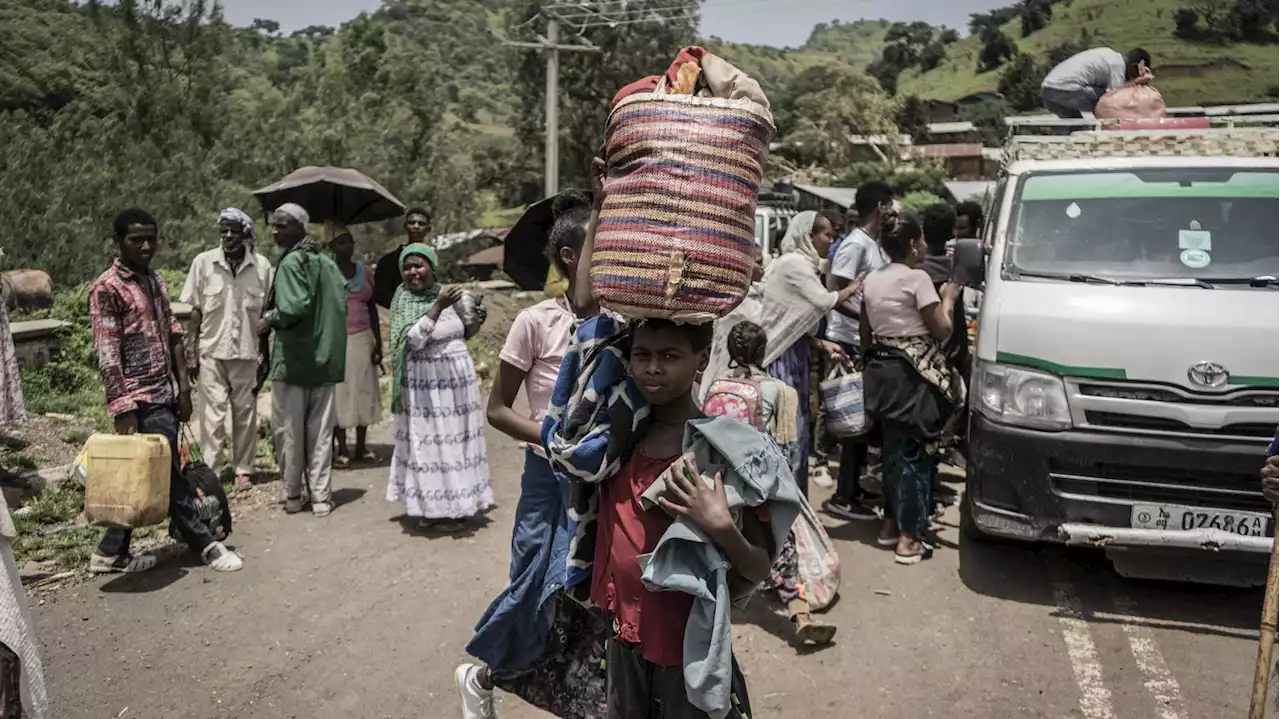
[1003,168,1278,284]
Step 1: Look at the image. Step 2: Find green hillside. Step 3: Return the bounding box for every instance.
[703,19,894,103]
[898,0,1279,106]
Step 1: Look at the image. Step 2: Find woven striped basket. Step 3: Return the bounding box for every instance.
[591,91,775,323]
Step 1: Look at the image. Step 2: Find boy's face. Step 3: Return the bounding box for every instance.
[630,324,709,407]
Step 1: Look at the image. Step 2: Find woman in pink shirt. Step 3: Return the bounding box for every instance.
[329,229,383,467]
[455,192,607,719]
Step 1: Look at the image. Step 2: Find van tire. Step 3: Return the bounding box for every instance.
[960,489,994,543]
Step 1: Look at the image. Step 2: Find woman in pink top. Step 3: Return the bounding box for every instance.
[329,229,383,468]
[455,192,607,719]
[859,210,961,566]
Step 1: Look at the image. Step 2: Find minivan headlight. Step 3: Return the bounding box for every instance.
[974,360,1072,430]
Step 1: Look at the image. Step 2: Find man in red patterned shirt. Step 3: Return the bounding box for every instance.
[87,208,242,574]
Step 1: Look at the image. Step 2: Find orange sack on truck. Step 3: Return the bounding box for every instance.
[1094,82,1167,121]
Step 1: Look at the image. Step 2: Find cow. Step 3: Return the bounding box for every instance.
[1,269,54,312]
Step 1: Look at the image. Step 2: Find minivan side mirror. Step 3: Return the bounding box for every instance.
[952,238,985,289]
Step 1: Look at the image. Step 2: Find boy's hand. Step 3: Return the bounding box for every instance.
[1263,455,1278,507]
[658,456,734,534]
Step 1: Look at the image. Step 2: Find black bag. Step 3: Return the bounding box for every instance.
[173,432,233,543]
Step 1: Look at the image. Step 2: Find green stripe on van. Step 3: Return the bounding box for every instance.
[996,352,1127,379]
[1229,375,1280,388]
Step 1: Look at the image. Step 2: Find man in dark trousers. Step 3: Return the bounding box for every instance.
[87,208,243,574]
[920,203,973,503]
[373,206,432,309]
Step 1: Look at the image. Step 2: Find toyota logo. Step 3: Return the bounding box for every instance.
[1188,361,1230,389]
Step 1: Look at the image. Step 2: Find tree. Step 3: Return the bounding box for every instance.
[1020,0,1053,36]
[1229,0,1279,40]
[996,53,1042,112]
[867,21,939,95]
[1173,8,1202,37]
[977,27,1017,72]
[776,64,900,169]
[509,0,699,201]
[250,18,280,36]
[919,41,947,71]
[939,28,960,44]
[960,100,1013,147]
[1189,0,1234,34]
[895,95,931,143]
[968,6,1020,33]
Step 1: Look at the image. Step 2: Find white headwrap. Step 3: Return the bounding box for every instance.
[217,207,256,249]
[276,202,310,227]
[759,210,840,366]
[779,211,821,268]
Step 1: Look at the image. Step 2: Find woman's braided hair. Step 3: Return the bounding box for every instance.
[726,321,767,369]
[878,207,922,263]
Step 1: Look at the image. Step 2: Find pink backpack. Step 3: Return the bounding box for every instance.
[702,376,769,433]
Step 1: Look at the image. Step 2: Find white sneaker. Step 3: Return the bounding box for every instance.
[202,542,244,572]
[455,663,496,719]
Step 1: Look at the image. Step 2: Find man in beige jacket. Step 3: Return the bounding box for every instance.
[181,208,274,489]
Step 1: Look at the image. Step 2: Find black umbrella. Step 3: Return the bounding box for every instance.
[252,166,406,225]
[502,191,595,291]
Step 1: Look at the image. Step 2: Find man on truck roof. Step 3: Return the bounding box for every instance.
[1040,47,1153,118]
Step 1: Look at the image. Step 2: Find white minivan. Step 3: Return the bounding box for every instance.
[955,123,1279,585]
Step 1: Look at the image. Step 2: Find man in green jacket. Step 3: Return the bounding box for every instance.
[257,203,347,517]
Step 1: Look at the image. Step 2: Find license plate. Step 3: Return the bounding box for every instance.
[1130,504,1271,537]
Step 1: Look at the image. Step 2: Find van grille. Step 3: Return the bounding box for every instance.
[1076,383,1277,407]
[1051,460,1272,513]
[1083,411,1276,438]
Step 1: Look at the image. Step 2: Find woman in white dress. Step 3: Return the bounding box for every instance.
[386,243,493,533]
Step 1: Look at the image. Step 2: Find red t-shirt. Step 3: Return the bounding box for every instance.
[590,449,694,668]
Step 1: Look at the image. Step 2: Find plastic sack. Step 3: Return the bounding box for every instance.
[1095,82,1166,121]
[819,365,867,438]
[792,498,841,611]
[176,433,232,542]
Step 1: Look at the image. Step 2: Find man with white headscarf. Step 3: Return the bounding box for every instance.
[257,203,348,517]
[180,208,274,490]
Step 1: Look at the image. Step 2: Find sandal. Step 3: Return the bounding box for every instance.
[434,519,468,534]
[89,553,158,574]
[333,455,351,470]
[356,450,380,463]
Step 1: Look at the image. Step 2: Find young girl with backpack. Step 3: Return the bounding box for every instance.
[702,321,838,645]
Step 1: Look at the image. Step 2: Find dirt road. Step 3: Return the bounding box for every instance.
[33,423,1266,718]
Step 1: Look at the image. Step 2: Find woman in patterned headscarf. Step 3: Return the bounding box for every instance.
[386,244,494,534]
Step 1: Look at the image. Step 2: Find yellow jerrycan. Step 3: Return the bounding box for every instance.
[82,434,171,529]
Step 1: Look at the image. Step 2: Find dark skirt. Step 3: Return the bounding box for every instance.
[863,344,952,442]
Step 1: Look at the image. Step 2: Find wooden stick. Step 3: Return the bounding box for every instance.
[1249,533,1279,719]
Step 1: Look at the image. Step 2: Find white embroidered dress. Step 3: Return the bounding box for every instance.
[386,306,494,519]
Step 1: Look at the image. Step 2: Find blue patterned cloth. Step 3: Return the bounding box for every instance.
[466,449,576,672]
[541,314,650,597]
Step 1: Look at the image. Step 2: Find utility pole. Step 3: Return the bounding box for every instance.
[505,15,599,198]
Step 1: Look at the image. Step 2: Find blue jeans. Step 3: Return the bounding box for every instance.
[1040,85,1101,118]
[97,404,215,557]
[882,420,936,536]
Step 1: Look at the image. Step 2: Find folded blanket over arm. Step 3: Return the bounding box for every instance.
[638,415,801,718]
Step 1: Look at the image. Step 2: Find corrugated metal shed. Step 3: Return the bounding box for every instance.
[793,184,858,209]
[944,180,995,203]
